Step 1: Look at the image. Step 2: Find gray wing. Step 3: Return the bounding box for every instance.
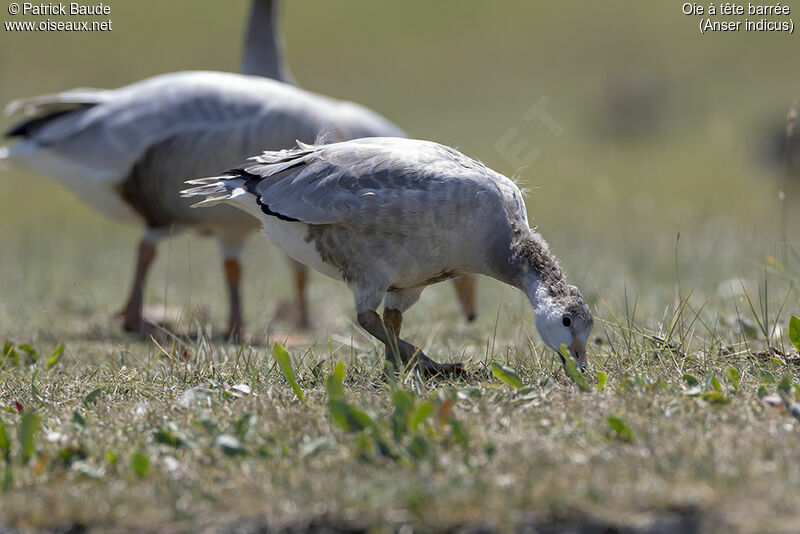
[6,71,405,186]
[233,138,521,228]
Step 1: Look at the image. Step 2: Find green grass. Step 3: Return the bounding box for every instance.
[2,1,800,531]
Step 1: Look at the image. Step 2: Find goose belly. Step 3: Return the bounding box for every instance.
[6,141,142,224]
[229,193,341,281]
[261,218,343,281]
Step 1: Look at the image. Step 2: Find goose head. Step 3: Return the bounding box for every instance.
[530,284,593,371]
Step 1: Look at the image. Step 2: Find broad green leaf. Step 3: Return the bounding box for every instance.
[409,401,435,431]
[214,434,246,456]
[559,344,589,391]
[725,367,740,389]
[154,429,181,448]
[606,416,634,443]
[682,373,699,386]
[105,452,118,465]
[328,399,373,432]
[18,412,40,462]
[325,362,346,401]
[761,370,776,384]
[789,315,800,351]
[0,425,9,458]
[83,388,102,407]
[45,345,63,369]
[130,452,149,477]
[595,371,608,392]
[778,374,793,394]
[757,385,768,399]
[490,362,523,390]
[710,375,722,392]
[702,391,731,404]
[272,343,305,402]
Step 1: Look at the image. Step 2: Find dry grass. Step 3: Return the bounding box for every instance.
[1,262,799,533]
[2,1,800,532]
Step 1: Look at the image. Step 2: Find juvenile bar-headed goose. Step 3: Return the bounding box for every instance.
[182,138,593,373]
[241,0,478,325]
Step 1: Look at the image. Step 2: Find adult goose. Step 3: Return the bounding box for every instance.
[182,138,593,373]
[241,0,478,325]
[1,71,405,337]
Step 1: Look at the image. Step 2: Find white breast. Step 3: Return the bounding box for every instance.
[229,191,343,281]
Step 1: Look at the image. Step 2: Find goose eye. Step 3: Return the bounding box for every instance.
[562,316,572,328]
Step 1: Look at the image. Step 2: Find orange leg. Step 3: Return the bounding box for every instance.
[122,238,157,333]
[224,258,243,339]
[290,259,310,329]
[452,275,477,322]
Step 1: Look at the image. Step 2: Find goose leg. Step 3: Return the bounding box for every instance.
[121,233,159,333]
[220,239,245,340]
[276,258,311,329]
[290,258,310,329]
[357,310,463,376]
[452,275,477,322]
[382,308,404,369]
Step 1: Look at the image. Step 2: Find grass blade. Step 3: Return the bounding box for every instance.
[45,345,63,370]
[272,343,305,402]
[326,361,346,401]
[606,416,634,443]
[18,412,40,463]
[130,452,149,477]
[595,371,608,392]
[789,315,800,351]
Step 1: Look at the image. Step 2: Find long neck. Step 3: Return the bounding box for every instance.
[240,0,294,83]
[498,224,568,298]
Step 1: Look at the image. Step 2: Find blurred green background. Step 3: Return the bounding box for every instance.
[1,1,799,341]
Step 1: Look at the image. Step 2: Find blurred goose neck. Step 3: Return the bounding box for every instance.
[241,0,294,83]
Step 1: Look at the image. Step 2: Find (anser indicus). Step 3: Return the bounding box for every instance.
[182,138,593,373]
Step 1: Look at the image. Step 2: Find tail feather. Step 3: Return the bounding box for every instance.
[5,88,111,139]
[5,88,109,116]
[181,176,246,208]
